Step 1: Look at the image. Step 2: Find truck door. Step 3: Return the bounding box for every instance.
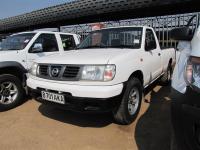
[26,33,60,69]
[145,29,162,80]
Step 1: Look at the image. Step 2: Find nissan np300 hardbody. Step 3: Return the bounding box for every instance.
[27,26,175,125]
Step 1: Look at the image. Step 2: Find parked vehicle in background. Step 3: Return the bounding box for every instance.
[28,26,175,125]
[171,16,200,150]
[0,31,80,110]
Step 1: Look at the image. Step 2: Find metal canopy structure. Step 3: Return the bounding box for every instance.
[61,12,199,48]
[0,0,199,34]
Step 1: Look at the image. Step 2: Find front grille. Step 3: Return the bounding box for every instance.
[50,65,62,77]
[63,66,80,79]
[38,64,81,81]
[39,65,48,76]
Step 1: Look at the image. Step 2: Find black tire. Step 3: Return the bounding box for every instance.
[0,74,25,110]
[160,64,172,85]
[113,77,143,125]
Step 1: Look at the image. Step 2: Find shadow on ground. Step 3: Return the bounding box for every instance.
[38,104,113,128]
[37,82,172,149]
[135,83,172,150]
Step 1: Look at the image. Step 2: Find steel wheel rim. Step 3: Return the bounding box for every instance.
[128,87,140,116]
[0,82,18,105]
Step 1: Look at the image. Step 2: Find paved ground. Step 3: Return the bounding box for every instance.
[0,83,172,150]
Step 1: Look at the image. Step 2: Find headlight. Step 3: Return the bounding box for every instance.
[185,56,200,92]
[29,63,38,76]
[81,65,116,81]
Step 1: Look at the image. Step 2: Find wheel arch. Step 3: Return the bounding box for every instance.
[128,70,144,86]
[0,61,27,82]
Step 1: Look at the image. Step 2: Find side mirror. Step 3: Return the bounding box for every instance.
[75,44,80,49]
[170,27,193,41]
[32,43,43,53]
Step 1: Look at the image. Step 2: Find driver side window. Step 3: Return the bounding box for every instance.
[145,29,157,51]
[29,33,59,53]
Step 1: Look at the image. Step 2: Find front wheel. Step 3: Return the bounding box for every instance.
[0,74,25,110]
[113,78,143,125]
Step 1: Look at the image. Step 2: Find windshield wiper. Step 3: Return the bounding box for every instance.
[108,45,137,49]
[77,45,107,49]
[77,44,138,49]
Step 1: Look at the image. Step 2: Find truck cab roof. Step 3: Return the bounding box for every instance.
[95,26,152,31]
[11,31,78,36]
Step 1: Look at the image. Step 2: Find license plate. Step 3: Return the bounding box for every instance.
[41,91,65,104]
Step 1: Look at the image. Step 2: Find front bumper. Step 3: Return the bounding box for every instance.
[28,87,121,112]
[27,77,123,99]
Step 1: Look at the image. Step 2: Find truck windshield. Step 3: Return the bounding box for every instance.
[77,27,143,49]
[0,33,36,50]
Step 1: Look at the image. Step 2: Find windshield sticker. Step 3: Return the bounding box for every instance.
[134,39,140,44]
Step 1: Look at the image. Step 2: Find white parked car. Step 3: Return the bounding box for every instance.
[27,26,175,124]
[0,31,80,110]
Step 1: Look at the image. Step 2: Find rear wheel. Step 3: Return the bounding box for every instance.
[0,74,25,110]
[113,77,143,125]
[160,64,172,85]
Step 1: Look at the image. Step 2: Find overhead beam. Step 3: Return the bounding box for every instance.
[0,0,199,34]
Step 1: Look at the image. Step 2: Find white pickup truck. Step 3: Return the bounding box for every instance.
[0,31,80,110]
[27,26,175,124]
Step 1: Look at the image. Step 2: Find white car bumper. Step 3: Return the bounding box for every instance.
[27,77,123,99]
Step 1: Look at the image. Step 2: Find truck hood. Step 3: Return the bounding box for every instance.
[37,49,134,64]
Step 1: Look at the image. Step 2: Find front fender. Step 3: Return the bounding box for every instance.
[0,61,27,73]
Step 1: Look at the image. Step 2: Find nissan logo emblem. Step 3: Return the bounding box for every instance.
[51,68,60,77]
